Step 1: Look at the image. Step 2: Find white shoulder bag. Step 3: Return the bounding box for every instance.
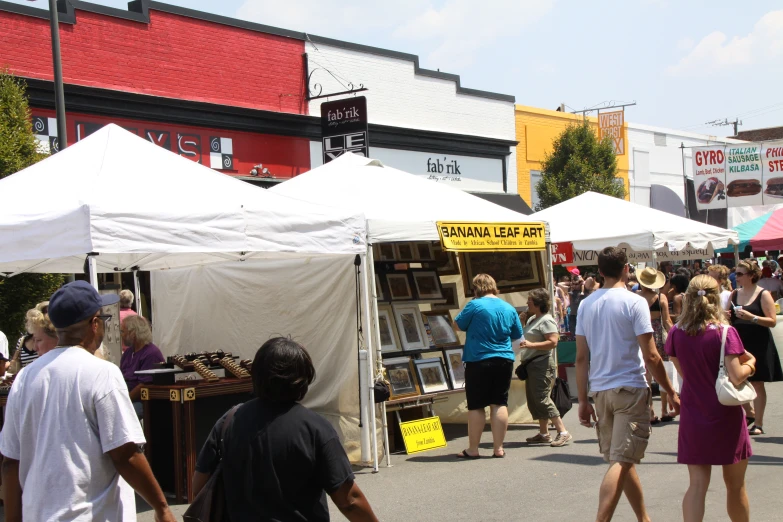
[716,325,757,406]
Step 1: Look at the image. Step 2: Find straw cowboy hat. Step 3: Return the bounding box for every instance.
[638,267,665,290]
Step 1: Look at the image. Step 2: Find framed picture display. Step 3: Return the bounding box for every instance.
[422,311,459,347]
[443,348,466,389]
[378,243,396,262]
[386,273,413,300]
[392,304,428,351]
[384,356,420,399]
[433,282,459,311]
[394,242,416,262]
[411,270,443,299]
[375,274,385,301]
[414,357,451,393]
[377,304,402,353]
[433,244,459,275]
[460,251,545,297]
[414,242,435,261]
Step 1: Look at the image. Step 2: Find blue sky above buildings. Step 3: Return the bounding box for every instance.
[9,0,783,136]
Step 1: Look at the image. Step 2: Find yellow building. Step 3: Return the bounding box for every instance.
[515,105,630,209]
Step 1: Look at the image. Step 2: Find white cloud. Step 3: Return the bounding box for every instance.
[667,10,783,76]
[235,0,554,70]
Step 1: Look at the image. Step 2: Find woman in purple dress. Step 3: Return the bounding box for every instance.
[665,275,756,522]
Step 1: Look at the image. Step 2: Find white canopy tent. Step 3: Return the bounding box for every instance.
[0,124,366,275]
[530,191,739,253]
[0,124,378,465]
[271,152,551,467]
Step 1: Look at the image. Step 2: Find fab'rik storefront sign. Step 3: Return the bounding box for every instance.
[437,222,547,252]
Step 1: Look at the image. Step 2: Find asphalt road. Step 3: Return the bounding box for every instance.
[7,386,783,521]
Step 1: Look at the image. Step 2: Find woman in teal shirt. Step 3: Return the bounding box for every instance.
[455,273,523,459]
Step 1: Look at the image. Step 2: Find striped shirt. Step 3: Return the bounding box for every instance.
[14,337,39,368]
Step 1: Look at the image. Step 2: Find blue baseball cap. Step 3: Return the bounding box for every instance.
[48,281,120,329]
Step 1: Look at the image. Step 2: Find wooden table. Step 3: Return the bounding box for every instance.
[141,378,253,503]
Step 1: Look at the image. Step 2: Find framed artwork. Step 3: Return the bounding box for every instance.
[412,270,443,299]
[392,304,428,351]
[378,243,396,261]
[443,348,466,389]
[384,356,420,399]
[414,242,434,261]
[386,273,413,300]
[433,244,460,275]
[433,282,459,311]
[414,358,451,393]
[422,311,459,347]
[375,274,385,301]
[377,305,401,353]
[395,242,416,261]
[460,251,545,297]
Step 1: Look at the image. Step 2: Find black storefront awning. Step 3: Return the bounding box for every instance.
[469,193,533,215]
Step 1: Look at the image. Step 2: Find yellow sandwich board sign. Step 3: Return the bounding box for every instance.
[399,416,447,454]
[436,222,546,252]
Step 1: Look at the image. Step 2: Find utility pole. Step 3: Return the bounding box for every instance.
[706,118,742,137]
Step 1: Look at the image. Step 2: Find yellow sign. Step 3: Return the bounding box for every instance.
[400,416,447,454]
[436,222,547,252]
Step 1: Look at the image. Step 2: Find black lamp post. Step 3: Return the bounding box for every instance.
[28,0,67,150]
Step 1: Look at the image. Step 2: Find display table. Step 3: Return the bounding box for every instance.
[141,378,253,503]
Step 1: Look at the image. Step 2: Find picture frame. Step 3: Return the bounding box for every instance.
[422,311,460,348]
[378,243,396,262]
[460,251,546,297]
[413,357,451,393]
[443,347,466,389]
[411,270,443,300]
[433,244,460,276]
[392,304,428,351]
[384,356,420,399]
[432,282,459,311]
[375,274,385,301]
[386,273,413,300]
[414,242,435,262]
[377,304,402,353]
[394,242,416,262]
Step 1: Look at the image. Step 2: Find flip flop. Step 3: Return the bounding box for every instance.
[457,449,480,459]
[492,451,505,458]
[661,415,675,422]
[651,417,661,425]
[749,425,765,436]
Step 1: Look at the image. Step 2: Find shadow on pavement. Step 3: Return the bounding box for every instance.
[751,437,783,445]
[748,454,783,465]
[530,453,606,466]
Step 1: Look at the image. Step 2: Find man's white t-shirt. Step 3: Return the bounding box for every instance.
[576,288,653,392]
[0,347,145,521]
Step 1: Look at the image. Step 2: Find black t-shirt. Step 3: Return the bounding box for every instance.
[196,399,354,522]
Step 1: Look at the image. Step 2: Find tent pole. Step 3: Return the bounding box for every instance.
[734,244,740,265]
[87,255,99,291]
[545,227,557,367]
[133,268,143,318]
[367,244,391,468]
[360,245,379,472]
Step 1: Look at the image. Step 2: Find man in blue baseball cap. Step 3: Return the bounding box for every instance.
[0,281,175,522]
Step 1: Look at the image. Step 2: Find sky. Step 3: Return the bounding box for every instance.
[8,0,783,137]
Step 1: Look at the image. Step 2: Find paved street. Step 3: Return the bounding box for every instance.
[128,384,783,521]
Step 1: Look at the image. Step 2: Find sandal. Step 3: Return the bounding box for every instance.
[749,425,765,436]
[746,416,756,427]
[651,417,661,425]
[457,449,480,459]
[661,415,675,422]
[492,450,505,458]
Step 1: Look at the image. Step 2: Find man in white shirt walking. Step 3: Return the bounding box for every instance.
[576,247,680,522]
[0,281,175,522]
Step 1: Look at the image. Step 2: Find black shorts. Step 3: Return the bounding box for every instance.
[464,357,514,410]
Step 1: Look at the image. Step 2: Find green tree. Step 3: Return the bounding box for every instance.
[0,70,64,340]
[535,121,625,211]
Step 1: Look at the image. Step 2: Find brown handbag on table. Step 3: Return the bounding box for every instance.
[182,404,240,522]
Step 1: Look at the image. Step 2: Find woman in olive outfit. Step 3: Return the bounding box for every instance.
[521,288,572,447]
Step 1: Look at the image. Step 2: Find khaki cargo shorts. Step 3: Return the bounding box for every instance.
[591,386,652,464]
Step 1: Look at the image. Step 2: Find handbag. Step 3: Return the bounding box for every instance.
[550,377,572,417]
[515,354,548,381]
[715,325,757,406]
[183,404,240,522]
[373,379,391,403]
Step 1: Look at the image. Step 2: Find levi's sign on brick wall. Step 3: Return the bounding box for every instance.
[321,96,368,163]
[436,222,547,252]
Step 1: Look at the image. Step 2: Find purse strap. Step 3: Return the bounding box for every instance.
[718,325,729,371]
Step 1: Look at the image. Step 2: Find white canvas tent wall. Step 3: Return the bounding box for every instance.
[529,191,738,253]
[0,124,376,463]
[271,152,553,466]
